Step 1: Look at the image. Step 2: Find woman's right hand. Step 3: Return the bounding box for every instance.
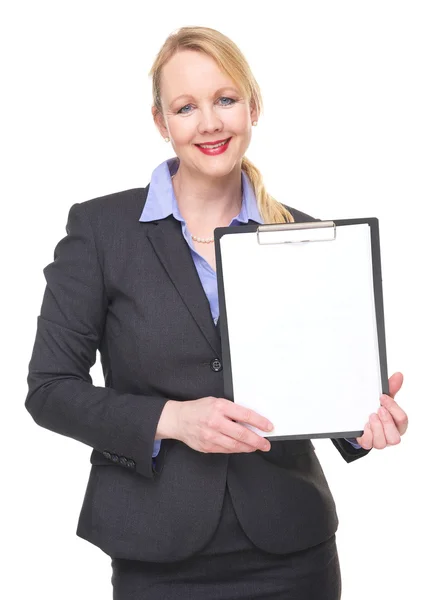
[160,397,274,454]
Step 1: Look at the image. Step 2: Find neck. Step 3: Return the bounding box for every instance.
[171,162,243,234]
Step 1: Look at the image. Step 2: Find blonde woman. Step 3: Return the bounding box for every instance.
[25,26,408,599]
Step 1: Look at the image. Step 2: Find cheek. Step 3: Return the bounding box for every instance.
[227,108,252,138]
[230,114,251,140]
[169,119,195,145]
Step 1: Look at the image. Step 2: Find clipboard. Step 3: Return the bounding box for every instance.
[214,218,389,441]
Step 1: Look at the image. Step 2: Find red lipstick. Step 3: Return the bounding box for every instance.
[195,137,232,156]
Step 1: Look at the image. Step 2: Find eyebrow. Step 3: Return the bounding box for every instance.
[169,86,240,106]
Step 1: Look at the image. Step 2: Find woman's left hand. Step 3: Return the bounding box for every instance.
[356,372,408,450]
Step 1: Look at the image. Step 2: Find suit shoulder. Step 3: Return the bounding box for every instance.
[282,203,321,222]
[78,187,148,224]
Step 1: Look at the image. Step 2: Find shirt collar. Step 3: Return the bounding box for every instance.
[139,157,263,225]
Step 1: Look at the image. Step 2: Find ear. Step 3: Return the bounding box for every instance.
[250,98,259,125]
[152,105,169,139]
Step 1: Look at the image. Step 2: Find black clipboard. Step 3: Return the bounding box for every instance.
[214,218,389,441]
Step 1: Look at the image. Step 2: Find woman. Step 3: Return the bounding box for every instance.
[25,26,408,599]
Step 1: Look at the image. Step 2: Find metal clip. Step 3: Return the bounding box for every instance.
[256,221,336,245]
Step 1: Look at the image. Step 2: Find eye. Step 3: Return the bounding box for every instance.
[218,97,236,106]
[177,104,193,115]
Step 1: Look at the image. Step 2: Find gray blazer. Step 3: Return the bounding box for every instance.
[25,185,371,562]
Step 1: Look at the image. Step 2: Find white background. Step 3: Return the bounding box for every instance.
[2,1,441,598]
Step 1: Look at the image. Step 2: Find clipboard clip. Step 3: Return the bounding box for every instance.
[256,221,336,245]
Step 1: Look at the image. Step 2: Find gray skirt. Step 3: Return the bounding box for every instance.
[111,485,341,600]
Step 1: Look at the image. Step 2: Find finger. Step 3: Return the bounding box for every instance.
[388,372,404,399]
[209,431,268,454]
[370,413,387,449]
[356,422,373,450]
[378,406,401,445]
[200,441,253,454]
[380,395,409,435]
[226,402,274,433]
[221,419,271,452]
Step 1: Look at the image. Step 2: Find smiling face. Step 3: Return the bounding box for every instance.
[153,49,258,179]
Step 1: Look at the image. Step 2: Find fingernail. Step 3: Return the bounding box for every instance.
[266,422,274,431]
[379,406,388,418]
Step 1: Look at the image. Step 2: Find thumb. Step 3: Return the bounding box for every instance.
[388,372,404,398]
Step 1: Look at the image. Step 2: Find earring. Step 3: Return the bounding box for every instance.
[164,137,170,142]
[252,121,258,126]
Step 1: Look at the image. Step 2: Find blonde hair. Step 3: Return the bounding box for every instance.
[149,26,295,224]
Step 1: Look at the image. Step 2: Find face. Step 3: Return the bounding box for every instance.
[153,50,258,179]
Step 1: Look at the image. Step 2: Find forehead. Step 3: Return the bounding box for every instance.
[160,50,237,101]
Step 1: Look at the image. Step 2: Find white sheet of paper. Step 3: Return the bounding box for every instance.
[219,223,382,439]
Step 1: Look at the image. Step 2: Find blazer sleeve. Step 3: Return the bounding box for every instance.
[330,438,371,463]
[25,202,169,479]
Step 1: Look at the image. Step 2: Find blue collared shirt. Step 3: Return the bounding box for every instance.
[140,157,361,456]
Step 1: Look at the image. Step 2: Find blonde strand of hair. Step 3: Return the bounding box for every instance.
[241,157,294,224]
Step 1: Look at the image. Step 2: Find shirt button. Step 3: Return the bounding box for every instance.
[210,358,223,372]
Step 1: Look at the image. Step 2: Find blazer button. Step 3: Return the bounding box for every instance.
[119,456,128,467]
[111,454,120,463]
[103,451,111,460]
[210,358,223,372]
[127,459,136,469]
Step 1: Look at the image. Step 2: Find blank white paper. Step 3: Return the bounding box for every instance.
[219,223,382,439]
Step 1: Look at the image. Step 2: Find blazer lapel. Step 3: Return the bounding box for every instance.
[143,216,222,357]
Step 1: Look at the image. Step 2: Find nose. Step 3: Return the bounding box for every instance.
[197,105,223,136]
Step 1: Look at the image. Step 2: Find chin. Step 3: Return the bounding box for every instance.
[201,155,242,174]
[204,164,238,179]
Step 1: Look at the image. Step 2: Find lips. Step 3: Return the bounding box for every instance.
[196,138,231,148]
[195,137,232,156]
